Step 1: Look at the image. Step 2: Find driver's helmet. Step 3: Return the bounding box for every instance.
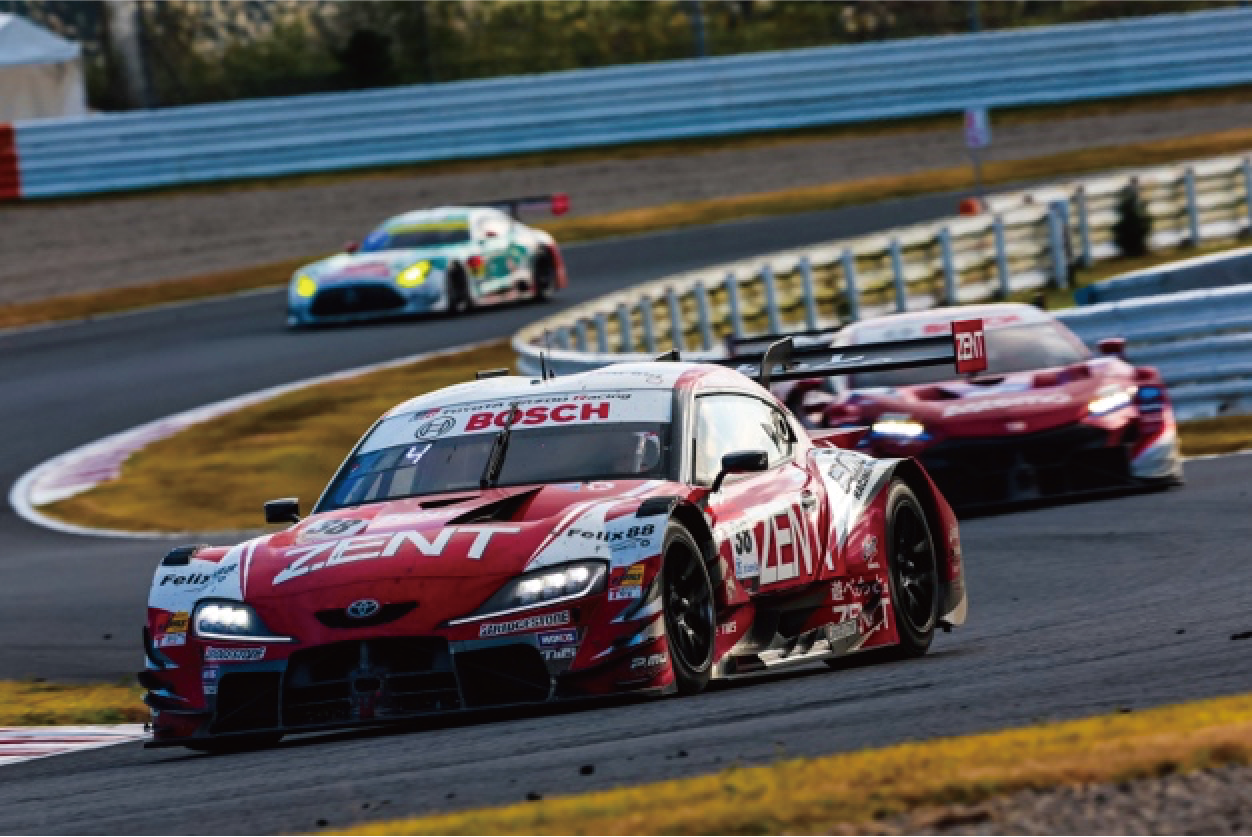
[608,431,662,474]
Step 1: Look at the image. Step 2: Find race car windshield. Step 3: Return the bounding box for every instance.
[360,224,471,252]
[849,322,1089,389]
[319,422,671,510]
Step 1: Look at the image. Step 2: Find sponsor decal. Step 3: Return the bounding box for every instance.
[862,535,880,569]
[567,523,656,553]
[942,393,1070,418]
[827,450,873,498]
[827,619,859,643]
[273,525,522,585]
[541,646,577,661]
[158,564,237,589]
[478,610,571,638]
[155,611,190,634]
[466,401,611,431]
[537,629,578,647]
[952,319,988,375]
[630,652,668,672]
[608,588,643,602]
[334,261,392,279]
[154,633,186,648]
[832,578,884,601]
[204,646,265,663]
[202,665,219,694]
[718,621,737,636]
[415,416,456,439]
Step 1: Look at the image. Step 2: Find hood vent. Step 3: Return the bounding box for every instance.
[447,488,540,525]
[419,495,478,509]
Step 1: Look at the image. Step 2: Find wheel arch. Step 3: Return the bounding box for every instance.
[888,457,967,627]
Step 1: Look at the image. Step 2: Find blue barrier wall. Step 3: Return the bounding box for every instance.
[12,8,1252,199]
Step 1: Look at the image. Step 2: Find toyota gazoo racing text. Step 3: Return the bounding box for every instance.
[141,323,984,750]
[286,196,569,328]
[745,303,1183,510]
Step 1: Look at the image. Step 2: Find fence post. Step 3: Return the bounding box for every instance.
[798,257,819,329]
[694,281,714,350]
[595,312,609,354]
[841,248,860,322]
[993,214,1011,298]
[725,271,744,338]
[1185,166,1201,246]
[889,238,908,312]
[666,287,685,352]
[938,227,958,305]
[639,297,658,354]
[1047,201,1070,290]
[1075,185,1093,269]
[1243,157,1252,234]
[617,303,632,353]
[574,319,589,352]
[761,265,782,334]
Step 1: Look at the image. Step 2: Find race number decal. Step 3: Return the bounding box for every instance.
[730,526,760,579]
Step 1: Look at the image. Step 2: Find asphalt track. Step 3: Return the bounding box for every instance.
[2,193,1251,834]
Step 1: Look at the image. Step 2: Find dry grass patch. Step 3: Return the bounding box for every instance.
[345,693,1252,835]
[1179,413,1252,457]
[0,681,145,726]
[43,341,516,533]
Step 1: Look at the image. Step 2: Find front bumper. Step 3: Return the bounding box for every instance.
[906,422,1147,509]
[287,281,446,326]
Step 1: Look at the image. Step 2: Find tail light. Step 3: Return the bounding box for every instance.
[550,193,570,216]
[467,255,484,273]
[1135,384,1166,413]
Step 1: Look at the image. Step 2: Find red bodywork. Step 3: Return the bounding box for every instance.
[143,363,967,747]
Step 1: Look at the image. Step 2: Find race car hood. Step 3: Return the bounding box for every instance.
[301,248,469,283]
[841,359,1133,437]
[242,479,678,602]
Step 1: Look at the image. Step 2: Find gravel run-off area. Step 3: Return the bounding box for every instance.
[863,764,1252,835]
[4,101,1252,307]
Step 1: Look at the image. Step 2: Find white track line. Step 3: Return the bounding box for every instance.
[8,340,493,540]
[0,725,147,768]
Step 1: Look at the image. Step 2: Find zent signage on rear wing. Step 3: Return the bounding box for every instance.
[718,318,987,386]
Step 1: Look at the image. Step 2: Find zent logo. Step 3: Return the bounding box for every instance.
[953,319,988,374]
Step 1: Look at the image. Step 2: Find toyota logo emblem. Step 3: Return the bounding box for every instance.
[346,599,381,620]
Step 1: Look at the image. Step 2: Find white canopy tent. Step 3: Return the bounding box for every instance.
[0,14,86,121]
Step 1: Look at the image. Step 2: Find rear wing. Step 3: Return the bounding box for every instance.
[725,325,844,356]
[717,319,987,388]
[478,194,570,219]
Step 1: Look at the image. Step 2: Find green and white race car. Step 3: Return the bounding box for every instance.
[286,196,568,328]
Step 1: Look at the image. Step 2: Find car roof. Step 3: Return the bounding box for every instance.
[379,207,493,228]
[841,303,1052,343]
[383,361,752,421]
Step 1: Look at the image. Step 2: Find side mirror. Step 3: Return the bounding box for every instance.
[1097,337,1126,357]
[711,450,769,493]
[264,498,300,525]
[342,240,359,254]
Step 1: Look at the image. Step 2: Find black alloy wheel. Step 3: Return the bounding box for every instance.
[885,480,940,657]
[448,266,473,315]
[661,523,715,694]
[530,251,555,303]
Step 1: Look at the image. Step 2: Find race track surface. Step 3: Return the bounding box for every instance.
[2,193,1250,834]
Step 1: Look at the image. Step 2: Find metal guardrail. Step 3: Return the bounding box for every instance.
[1072,246,1252,304]
[513,153,1252,420]
[8,9,1252,199]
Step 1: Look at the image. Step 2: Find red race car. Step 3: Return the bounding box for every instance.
[748,303,1183,511]
[141,323,983,750]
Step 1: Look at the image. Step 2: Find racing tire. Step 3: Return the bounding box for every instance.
[660,522,716,695]
[447,266,473,315]
[530,250,556,304]
[884,480,940,658]
[184,732,283,754]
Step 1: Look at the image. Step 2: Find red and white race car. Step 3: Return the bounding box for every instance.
[747,303,1183,510]
[141,324,983,750]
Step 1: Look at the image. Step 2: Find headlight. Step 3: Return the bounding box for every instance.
[1088,387,1135,416]
[871,415,927,439]
[295,274,317,298]
[396,261,431,288]
[450,561,607,624]
[193,600,292,642]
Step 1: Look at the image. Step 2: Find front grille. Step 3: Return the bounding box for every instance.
[921,424,1131,507]
[212,672,281,734]
[282,638,460,728]
[454,645,551,708]
[315,602,418,629]
[310,285,406,317]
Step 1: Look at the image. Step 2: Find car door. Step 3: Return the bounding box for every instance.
[694,393,826,594]
[474,211,514,296]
